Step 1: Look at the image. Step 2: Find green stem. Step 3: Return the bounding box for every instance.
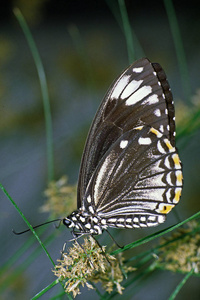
[111,210,200,255]
[118,0,135,63]
[164,0,191,101]
[13,8,54,182]
[168,269,194,300]
[0,183,55,266]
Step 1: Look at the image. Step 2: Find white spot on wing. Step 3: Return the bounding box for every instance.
[120,140,128,149]
[154,108,161,117]
[166,172,173,185]
[125,85,152,106]
[87,195,91,203]
[133,67,144,73]
[164,156,171,169]
[138,137,152,145]
[143,94,159,105]
[94,156,111,204]
[121,79,143,99]
[165,188,171,202]
[159,125,164,132]
[89,205,94,214]
[157,140,166,154]
[158,215,165,223]
[111,75,130,99]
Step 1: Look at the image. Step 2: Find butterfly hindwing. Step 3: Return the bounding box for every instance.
[81,125,182,228]
[77,58,175,208]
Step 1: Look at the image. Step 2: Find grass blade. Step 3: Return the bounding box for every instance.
[0,183,55,266]
[13,8,54,182]
[111,210,200,255]
[168,269,194,300]
[118,0,135,62]
[164,0,191,101]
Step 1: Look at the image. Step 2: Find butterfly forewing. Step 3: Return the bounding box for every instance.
[77,58,176,208]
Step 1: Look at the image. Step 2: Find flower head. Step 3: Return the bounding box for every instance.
[40,175,77,218]
[53,236,135,297]
[157,221,200,274]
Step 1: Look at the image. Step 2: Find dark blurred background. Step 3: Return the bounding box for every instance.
[0,1,200,299]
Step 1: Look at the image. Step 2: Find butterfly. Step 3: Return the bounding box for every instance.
[63,58,183,238]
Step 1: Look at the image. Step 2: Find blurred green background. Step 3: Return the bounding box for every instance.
[0,0,200,299]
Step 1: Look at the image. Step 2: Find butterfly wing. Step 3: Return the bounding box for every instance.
[83,125,182,228]
[77,58,176,208]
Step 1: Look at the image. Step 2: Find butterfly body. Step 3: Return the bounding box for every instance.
[64,210,106,235]
[63,58,183,236]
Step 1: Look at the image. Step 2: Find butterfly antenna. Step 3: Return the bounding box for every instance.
[12,219,62,235]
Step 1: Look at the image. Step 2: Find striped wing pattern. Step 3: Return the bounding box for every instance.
[64,58,183,233]
[84,125,182,229]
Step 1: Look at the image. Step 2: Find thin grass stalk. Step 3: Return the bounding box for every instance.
[163,0,191,101]
[13,8,54,182]
[111,210,200,255]
[118,0,135,63]
[0,183,55,266]
[168,269,194,300]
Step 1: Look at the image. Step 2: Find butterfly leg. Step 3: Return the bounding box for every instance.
[60,230,86,260]
[91,234,112,265]
[72,229,95,268]
[105,229,123,248]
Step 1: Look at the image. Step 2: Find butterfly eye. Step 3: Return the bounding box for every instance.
[63,218,73,227]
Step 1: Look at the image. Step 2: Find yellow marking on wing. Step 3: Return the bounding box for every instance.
[157,204,175,214]
[135,126,143,130]
[174,188,182,203]
[176,171,183,185]
[172,153,181,168]
[150,127,159,136]
[164,139,174,151]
